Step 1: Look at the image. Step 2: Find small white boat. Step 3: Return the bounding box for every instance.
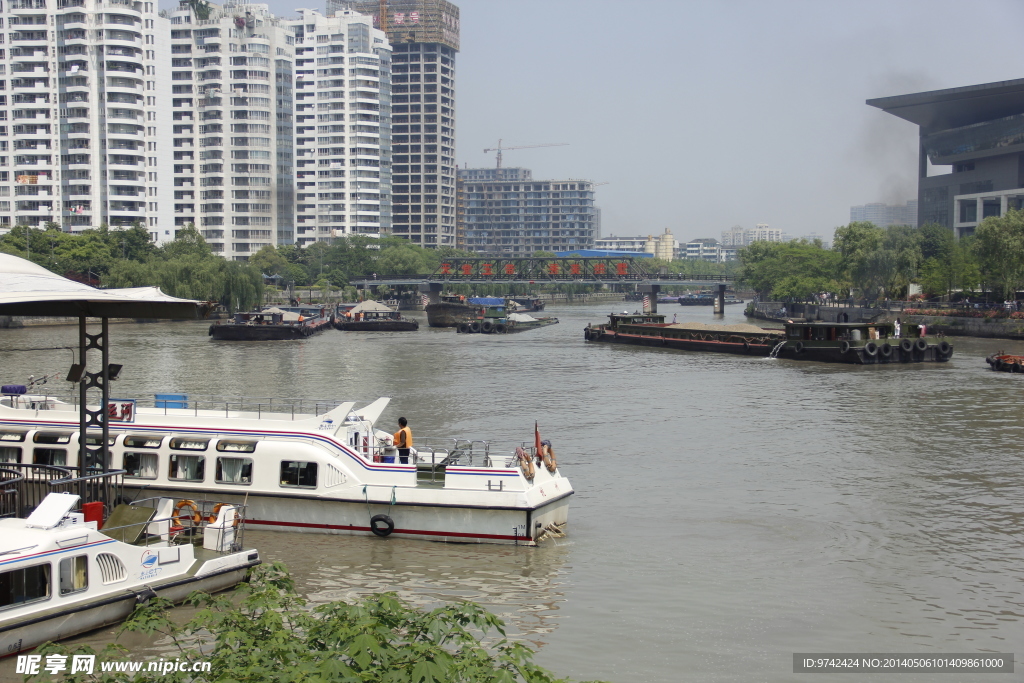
[0,391,572,546]
[0,492,259,656]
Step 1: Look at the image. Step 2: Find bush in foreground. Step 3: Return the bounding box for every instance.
[28,562,605,683]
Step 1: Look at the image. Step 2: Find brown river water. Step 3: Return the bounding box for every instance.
[1,302,1022,682]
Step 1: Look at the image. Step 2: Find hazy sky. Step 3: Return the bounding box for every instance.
[169,0,1024,241]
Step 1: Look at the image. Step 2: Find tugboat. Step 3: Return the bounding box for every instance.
[776,320,952,364]
[334,300,418,331]
[209,306,332,341]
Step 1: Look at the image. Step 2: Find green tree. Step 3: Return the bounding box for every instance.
[974,208,1024,299]
[739,239,839,299]
[160,224,213,260]
[31,563,605,683]
[833,221,887,297]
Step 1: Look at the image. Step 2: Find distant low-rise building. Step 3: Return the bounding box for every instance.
[456,167,596,255]
[595,228,676,259]
[685,238,721,262]
[720,223,782,247]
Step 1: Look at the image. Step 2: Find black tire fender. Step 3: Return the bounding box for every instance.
[938,340,951,355]
[481,320,494,334]
[880,343,892,357]
[915,339,928,352]
[839,341,850,354]
[900,338,913,353]
[457,322,469,334]
[470,321,482,333]
[370,514,395,537]
[864,341,878,357]
[795,341,804,353]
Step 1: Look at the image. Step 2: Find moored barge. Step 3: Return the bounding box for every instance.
[334,300,418,331]
[584,313,781,355]
[209,307,332,340]
[584,314,953,364]
[986,352,1024,372]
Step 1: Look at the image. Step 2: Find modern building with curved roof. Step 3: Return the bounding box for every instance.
[868,78,1024,238]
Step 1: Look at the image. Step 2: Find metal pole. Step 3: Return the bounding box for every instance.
[78,316,87,501]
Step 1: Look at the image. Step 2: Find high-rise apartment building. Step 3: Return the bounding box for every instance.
[849,200,918,228]
[287,8,391,246]
[457,166,597,255]
[167,0,295,259]
[0,0,394,258]
[332,0,458,248]
[0,0,173,238]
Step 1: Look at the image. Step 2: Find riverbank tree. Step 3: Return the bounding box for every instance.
[30,562,605,683]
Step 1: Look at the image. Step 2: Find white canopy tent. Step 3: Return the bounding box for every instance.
[0,253,211,319]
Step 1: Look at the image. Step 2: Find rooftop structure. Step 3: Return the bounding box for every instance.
[868,78,1024,238]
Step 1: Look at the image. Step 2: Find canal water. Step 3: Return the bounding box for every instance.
[1,302,1022,682]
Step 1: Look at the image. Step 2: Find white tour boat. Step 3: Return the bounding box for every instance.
[0,491,259,657]
[0,392,572,546]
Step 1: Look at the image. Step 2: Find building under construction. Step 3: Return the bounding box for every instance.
[457,168,598,256]
[331,0,460,248]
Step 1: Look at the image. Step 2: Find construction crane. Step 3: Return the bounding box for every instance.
[483,139,569,169]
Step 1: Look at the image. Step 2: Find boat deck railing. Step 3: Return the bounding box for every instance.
[9,388,350,420]
[102,495,249,553]
[0,464,125,519]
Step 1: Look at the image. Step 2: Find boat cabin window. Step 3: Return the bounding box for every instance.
[0,446,20,463]
[33,432,72,445]
[124,435,162,449]
[0,564,50,610]
[217,456,253,484]
[216,440,257,453]
[169,437,209,452]
[169,453,205,481]
[84,434,118,447]
[0,431,26,442]
[280,460,317,488]
[59,555,88,596]
[124,451,158,479]
[33,448,66,466]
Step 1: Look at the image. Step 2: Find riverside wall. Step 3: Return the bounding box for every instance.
[887,314,1024,340]
[747,302,1024,340]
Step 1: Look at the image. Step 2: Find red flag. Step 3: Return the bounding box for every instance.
[535,421,541,455]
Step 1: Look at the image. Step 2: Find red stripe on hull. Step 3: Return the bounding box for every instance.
[247,517,529,542]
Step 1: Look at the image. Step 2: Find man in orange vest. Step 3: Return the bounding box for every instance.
[393,417,412,464]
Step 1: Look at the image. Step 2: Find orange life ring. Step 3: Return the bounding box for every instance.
[516,447,535,480]
[207,502,240,527]
[173,499,202,525]
[540,445,557,473]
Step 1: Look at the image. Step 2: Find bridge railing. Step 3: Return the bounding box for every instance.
[354,257,721,283]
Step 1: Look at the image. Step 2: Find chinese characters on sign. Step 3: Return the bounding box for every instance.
[107,399,136,423]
